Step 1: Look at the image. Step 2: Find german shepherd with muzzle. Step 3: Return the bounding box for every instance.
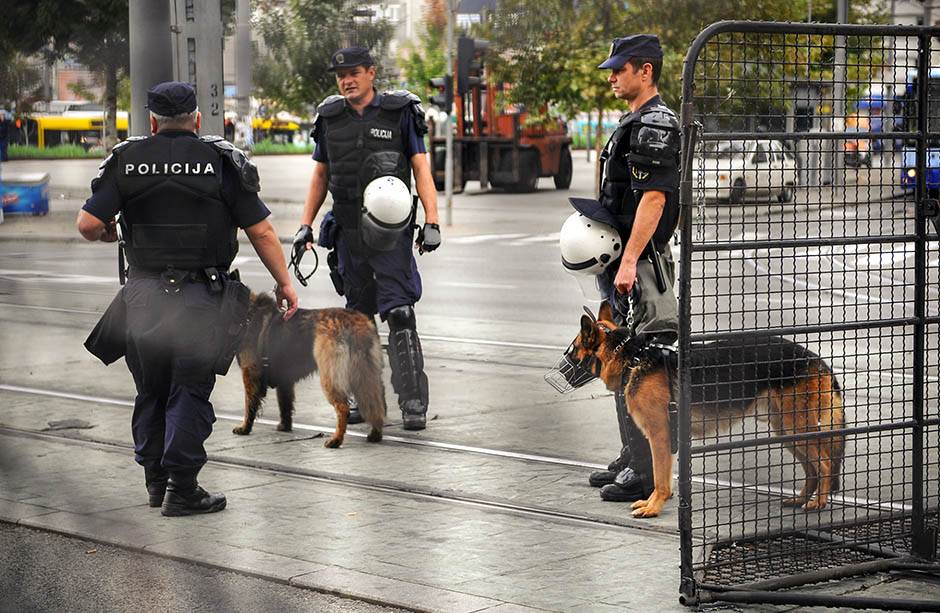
[563,301,845,518]
[233,293,385,447]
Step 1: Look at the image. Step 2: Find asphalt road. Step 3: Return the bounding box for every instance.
[0,523,406,613]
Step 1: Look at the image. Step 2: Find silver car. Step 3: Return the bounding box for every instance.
[695,139,798,203]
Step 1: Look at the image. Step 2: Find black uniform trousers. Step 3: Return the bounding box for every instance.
[123,275,221,471]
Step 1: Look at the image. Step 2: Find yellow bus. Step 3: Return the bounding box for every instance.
[13,113,129,149]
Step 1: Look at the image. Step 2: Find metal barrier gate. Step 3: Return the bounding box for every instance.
[678,22,940,609]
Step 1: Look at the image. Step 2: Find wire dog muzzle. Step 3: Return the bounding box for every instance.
[544,343,601,394]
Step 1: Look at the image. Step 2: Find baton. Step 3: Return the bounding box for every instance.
[647,240,667,294]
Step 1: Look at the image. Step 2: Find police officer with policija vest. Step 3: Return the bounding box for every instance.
[293,47,441,431]
[78,81,299,516]
[559,35,680,504]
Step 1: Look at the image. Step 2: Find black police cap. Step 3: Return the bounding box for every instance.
[598,34,663,70]
[568,197,620,230]
[146,81,197,116]
[328,47,375,72]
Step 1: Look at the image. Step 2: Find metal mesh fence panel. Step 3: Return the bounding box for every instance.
[677,22,940,608]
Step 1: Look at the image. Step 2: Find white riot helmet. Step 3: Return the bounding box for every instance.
[560,212,622,300]
[361,176,414,251]
[559,213,622,275]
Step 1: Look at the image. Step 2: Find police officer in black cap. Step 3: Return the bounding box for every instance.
[77,81,299,516]
[571,34,681,504]
[293,47,440,431]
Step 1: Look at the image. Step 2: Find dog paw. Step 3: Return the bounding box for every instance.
[803,498,825,512]
[324,437,343,448]
[366,429,382,443]
[276,422,292,432]
[631,503,662,518]
[782,496,807,507]
[630,498,649,510]
[232,425,251,435]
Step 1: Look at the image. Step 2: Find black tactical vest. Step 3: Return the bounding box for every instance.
[317,93,413,238]
[113,132,238,271]
[598,114,635,233]
[599,99,680,251]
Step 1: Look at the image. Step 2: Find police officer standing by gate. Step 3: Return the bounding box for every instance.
[77,81,299,516]
[293,47,441,431]
[559,35,681,503]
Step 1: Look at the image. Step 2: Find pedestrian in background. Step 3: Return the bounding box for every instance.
[0,110,11,161]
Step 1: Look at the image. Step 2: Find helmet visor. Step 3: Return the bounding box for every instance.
[571,273,607,302]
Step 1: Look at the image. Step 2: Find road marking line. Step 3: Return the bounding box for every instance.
[449,233,528,244]
[0,383,909,512]
[439,281,518,290]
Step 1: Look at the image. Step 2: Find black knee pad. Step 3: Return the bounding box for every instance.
[386,305,416,331]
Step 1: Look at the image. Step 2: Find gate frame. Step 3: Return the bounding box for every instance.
[677,20,940,610]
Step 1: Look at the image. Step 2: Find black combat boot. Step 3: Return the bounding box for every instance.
[144,465,168,508]
[347,396,364,425]
[161,468,227,517]
[400,398,427,431]
[589,446,632,487]
[589,391,634,487]
[599,415,654,502]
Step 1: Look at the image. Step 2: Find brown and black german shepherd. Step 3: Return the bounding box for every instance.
[569,301,845,519]
[233,293,386,447]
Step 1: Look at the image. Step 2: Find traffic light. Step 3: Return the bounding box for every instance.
[456,36,489,95]
[429,75,453,111]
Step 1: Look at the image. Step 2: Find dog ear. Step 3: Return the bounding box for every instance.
[598,300,614,323]
[582,305,596,323]
[579,314,597,347]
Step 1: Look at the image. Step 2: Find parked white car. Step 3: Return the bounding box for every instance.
[695,139,798,203]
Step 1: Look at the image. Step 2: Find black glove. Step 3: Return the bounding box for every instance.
[416,223,441,254]
[290,225,317,287]
[293,224,314,253]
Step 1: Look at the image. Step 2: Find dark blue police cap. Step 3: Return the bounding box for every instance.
[568,197,620,229]
[146,81,197,116]
[598,34,663,70]
[328,47,375,71]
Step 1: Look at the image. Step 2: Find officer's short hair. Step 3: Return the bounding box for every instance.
[625,56,663,84]
[150,109,199,130]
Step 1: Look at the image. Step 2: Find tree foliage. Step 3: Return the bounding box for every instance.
[398,0,448,104]
[479,0,889,116]
[253,0,394,115]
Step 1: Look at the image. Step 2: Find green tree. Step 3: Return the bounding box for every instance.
[254,0,394,115]
[398,0,447,103]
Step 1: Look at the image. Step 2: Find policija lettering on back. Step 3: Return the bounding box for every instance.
[124,161,217,176]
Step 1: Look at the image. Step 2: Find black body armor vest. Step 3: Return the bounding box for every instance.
[598,101,680,251]
[316,93,414,240]
[113,133,238,271]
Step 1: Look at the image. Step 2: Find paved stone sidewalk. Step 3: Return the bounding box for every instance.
[0,424,685,612]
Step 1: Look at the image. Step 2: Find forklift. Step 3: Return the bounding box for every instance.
[428,37,573,193]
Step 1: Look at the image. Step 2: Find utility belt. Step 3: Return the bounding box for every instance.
[85,265,250,376]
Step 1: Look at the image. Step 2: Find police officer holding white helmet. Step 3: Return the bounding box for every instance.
[293,47,441,431]
[558,34,681,506]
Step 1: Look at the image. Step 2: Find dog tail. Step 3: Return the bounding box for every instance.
[347,326,387,434]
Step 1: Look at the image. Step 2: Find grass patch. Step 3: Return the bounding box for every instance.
[249,141,314,155]
[8,144,103,160]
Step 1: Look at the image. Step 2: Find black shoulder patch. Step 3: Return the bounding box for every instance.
[311,116,325,144]
[317,95,346,118]
[203,137,259,192]
[380,89,421,110]
[639,105,679,130]
[91,136,146,190]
